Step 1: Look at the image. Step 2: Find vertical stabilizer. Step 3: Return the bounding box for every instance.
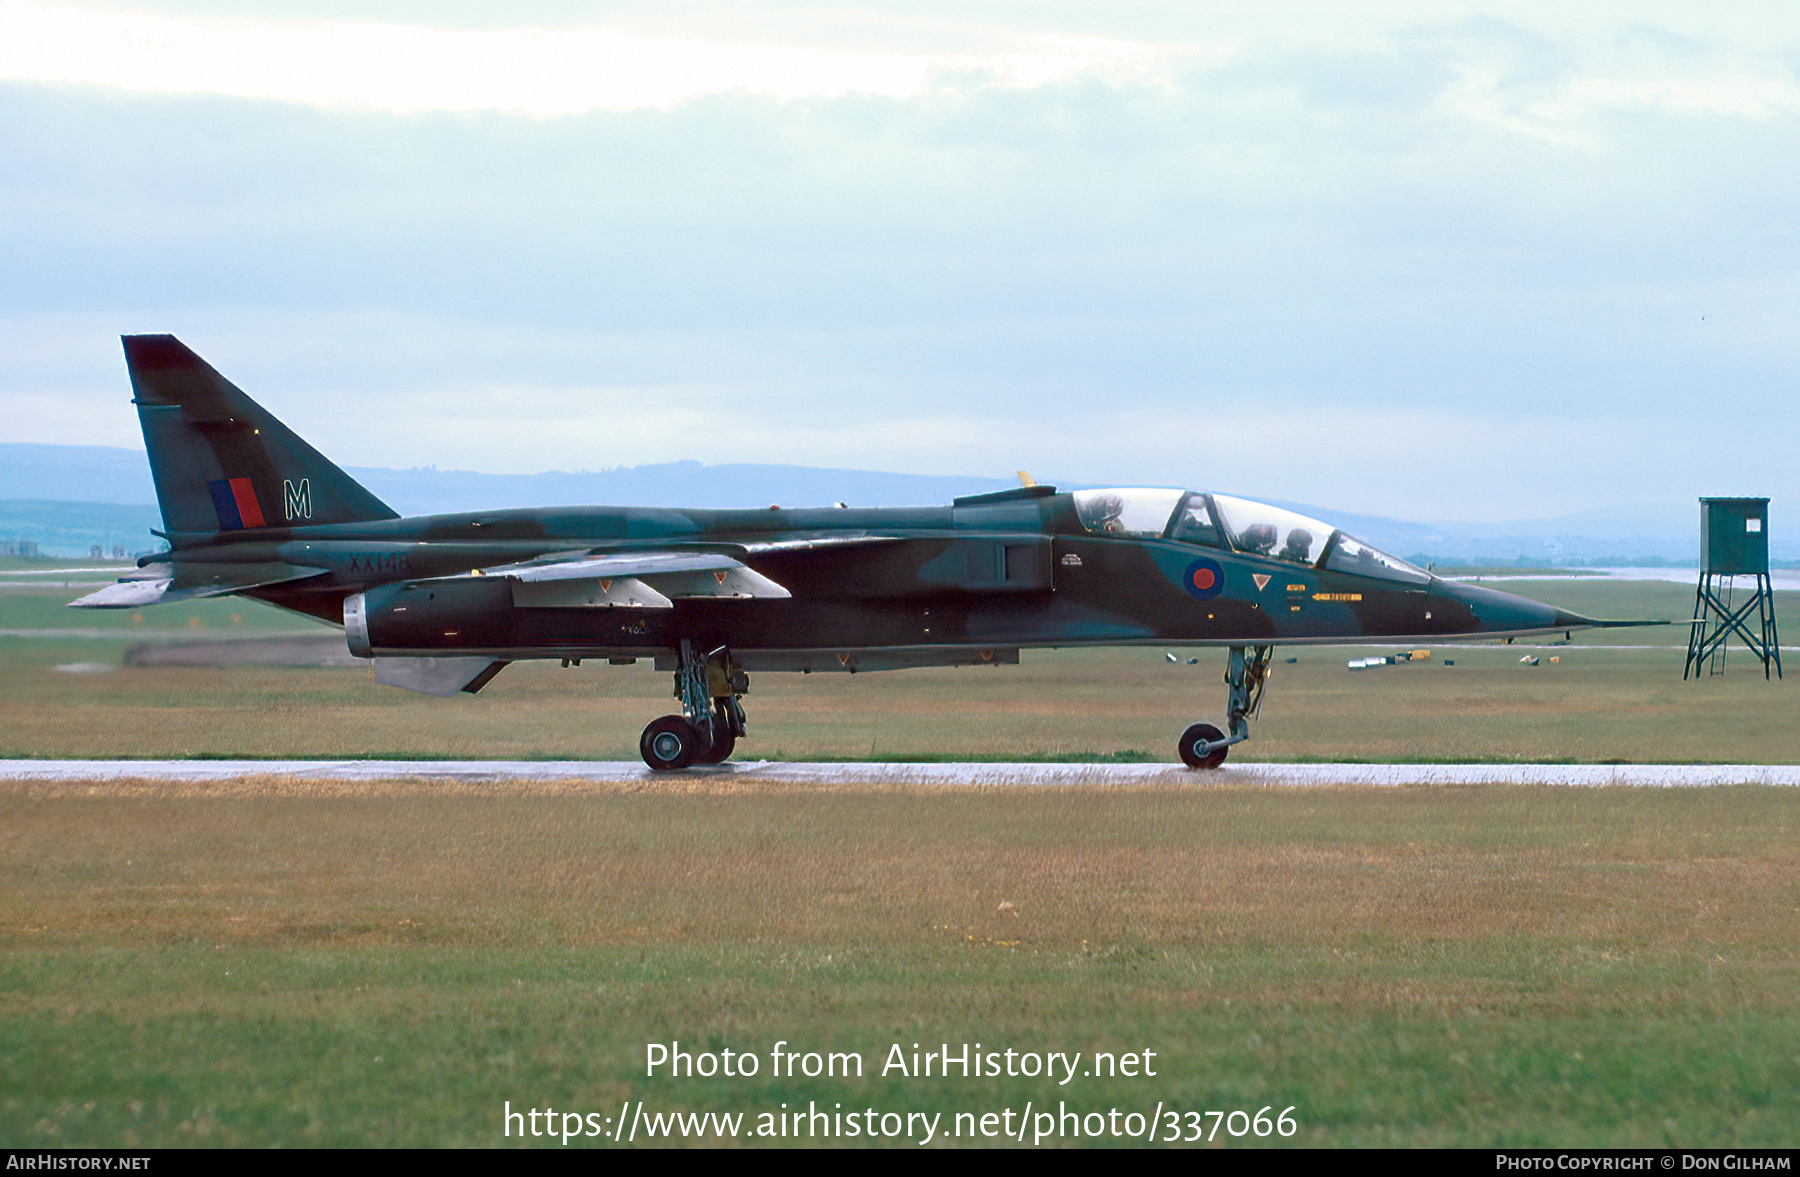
[123,335,398,541]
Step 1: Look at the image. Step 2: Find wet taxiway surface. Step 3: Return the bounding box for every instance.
[1,760,1795,786]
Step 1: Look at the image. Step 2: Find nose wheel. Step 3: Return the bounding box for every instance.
[1177,645,1273,769]
[1178,722,1228,769]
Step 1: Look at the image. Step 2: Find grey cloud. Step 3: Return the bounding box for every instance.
[3,37,1798,515]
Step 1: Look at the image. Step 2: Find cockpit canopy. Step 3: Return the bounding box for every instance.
[1071,488,1430,585]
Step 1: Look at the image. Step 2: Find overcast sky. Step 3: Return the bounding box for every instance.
[2,1,1796,521]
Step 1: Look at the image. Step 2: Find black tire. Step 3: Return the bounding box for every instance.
[1178,722,1228,769]
[692,700,740,764]
[694,728,736,764]
[640,715,699,771]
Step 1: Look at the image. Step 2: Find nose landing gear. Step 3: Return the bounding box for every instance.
[639,639,750,771]
[1178,644,1273,769]
[1178,722,1228,769]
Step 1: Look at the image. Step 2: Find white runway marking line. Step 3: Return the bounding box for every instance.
[0,761,1796,786]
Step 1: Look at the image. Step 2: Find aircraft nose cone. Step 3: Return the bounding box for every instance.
[1548,606,1593,632]
[1435,581,1589,637]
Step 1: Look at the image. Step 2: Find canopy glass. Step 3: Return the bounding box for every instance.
[1072,488,1430,584]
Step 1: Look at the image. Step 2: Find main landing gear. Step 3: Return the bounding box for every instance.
[639,640,750,771]
[1179,644,1273,769]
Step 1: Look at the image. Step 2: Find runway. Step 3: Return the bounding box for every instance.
[1,760,1796,786]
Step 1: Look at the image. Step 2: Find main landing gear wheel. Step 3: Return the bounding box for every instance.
[640,715,701,771]
[695,697,742,764]
[1179,722,1228,769]
[643,642,752,770]
[694,726,736,765]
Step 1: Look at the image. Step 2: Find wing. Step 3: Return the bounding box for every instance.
[346,550,795,700]
[483,550,792,609]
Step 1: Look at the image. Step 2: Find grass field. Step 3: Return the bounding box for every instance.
[2,780,1796,1148]
[3,570,1796,1148]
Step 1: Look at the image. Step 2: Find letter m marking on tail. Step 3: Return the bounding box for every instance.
[283,478,312,521]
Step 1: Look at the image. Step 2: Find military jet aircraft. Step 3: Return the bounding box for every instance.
[74,335,1609,770]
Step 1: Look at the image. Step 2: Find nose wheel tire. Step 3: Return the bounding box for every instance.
[1179,722,1228,769]
[641,715,701,771]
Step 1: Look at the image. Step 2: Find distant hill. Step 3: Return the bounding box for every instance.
[1257,498,1725,569]
[2,443,1788,566]
[0,444,1016,514]
[0,443,1017,556]
[342,461,1018,517]
[0,500,163,558]
[0,444,160,505]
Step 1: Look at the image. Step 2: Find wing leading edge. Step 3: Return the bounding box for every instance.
[483,551,791,609]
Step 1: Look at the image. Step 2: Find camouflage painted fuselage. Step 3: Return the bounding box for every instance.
[208,489,1588,671]
[81,334,1591,677]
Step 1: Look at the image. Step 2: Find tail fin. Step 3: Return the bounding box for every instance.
[124,335,398,542]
